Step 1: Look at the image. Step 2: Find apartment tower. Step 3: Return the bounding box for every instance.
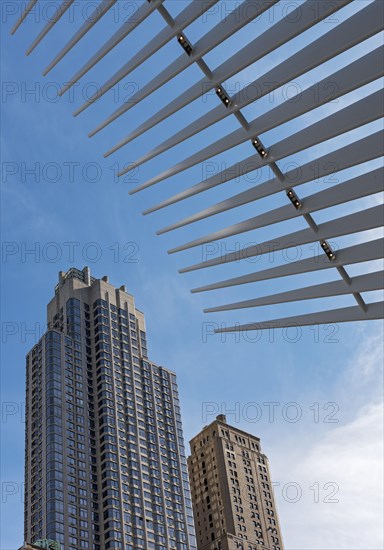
[188,415,283,550]
[24,267,196,550]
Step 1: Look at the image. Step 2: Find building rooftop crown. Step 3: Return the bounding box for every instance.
[55,266,95,293]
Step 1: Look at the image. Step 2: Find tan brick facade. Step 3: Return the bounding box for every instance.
[188,415,283,550]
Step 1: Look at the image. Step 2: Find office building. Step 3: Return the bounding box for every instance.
[188,415,283,550]
[24,267,196,550]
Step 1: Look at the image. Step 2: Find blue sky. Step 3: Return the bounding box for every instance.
[1,1,383,548]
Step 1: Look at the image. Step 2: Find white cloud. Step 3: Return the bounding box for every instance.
[275,402,383,549]
[270,326,384,549]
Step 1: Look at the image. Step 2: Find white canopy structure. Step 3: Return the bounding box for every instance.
[12,0,384,330]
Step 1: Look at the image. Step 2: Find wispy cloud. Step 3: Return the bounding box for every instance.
[271,325,383,549]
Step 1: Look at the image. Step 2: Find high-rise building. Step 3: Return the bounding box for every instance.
[24,267,196,550]
[188,415,283,550]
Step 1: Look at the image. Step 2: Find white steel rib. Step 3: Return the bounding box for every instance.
[43,0,119,76]
[58,0,165,96]
[179,205,384,272]
[204,271,384,312]
[167,167,383,252]
[192,239,384,293]
[25,0,75,56]
[214,302,384,332]
[10,0,38,35]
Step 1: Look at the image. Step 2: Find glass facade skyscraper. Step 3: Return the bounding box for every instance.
[24,267,196,550]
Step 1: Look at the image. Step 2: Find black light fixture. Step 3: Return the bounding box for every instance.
[177,34,193,56]
[215,86,231,107]
[320,240,336,261]
[251,137,267,159]
[286,188,302,210]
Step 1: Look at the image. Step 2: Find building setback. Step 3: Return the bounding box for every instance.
[24,267,196,550]
[188,415,283,550]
